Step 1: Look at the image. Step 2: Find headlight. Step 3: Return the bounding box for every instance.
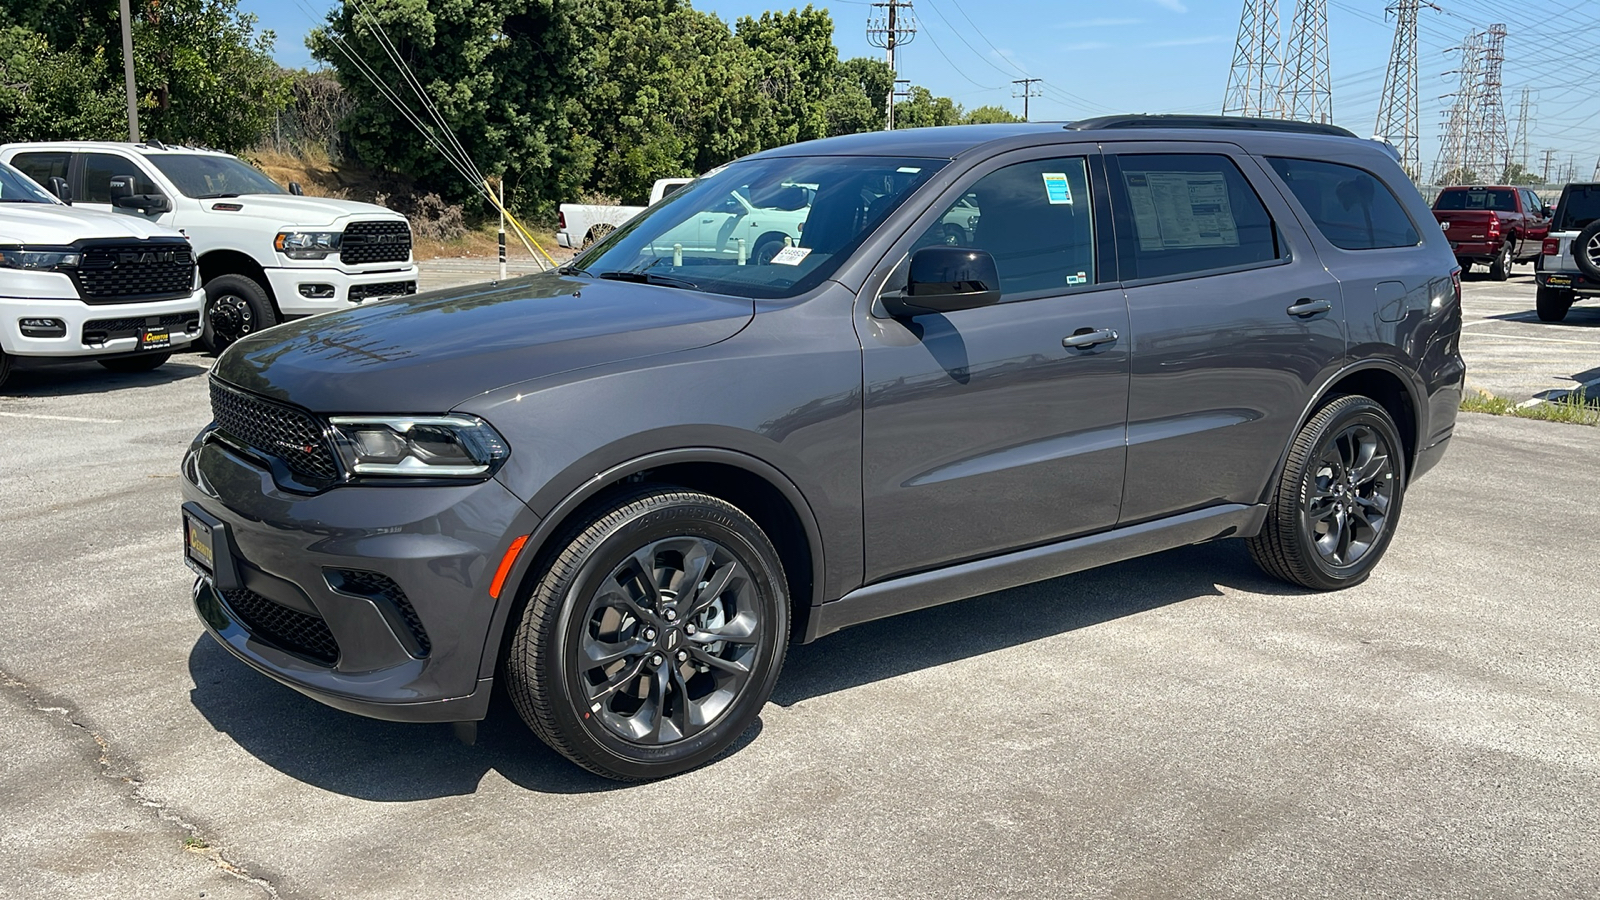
[328,415,509,478]
[0,247,81,269]
[274,231,342,260]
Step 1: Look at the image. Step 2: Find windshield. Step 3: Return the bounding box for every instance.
[0,162,59,204]
[146,154,288,199]
[1433,188,1516,212]
[572,156,948,299]
[1556,185,1600,232]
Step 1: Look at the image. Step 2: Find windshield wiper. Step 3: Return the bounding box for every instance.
[557,264,592,276]
[595,270,699,290]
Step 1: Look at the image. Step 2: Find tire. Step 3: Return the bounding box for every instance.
[942,224,966,246]
[1488,241,1512,281]
[201,274,277,355]
[752,233,787,265]
[1247,395,1407,591]
[97,352,171,374]
[0,349,10,391]
[506,487,790,781]
[1536,285,1574,322]
[1575,221,1600,282]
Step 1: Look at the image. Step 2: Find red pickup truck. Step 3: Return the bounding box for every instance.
[1433,185,1551,281]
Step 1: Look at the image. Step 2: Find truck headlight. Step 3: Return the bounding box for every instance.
[274,231,342,260]
[328,415,509,478]
[0,247,81,269]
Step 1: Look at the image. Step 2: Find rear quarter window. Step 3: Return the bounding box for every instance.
[1268,157,1420,251]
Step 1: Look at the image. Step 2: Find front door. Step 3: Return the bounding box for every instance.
[860,150,1130,582]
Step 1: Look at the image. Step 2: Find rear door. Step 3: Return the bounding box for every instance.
[1103,142,1344,524]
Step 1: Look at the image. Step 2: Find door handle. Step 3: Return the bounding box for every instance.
[1062,328,1119,349]
[1286,298,1333,318]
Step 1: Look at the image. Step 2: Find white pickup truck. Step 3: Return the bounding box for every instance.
[0,141,418,351]
[0,159,204,388]
[557,178,693,250]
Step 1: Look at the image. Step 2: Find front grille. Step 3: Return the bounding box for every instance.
[72,242,195,304]
[221,587,339,665]
[82,313,199,344]
[349,280,417,303]
[209,380,340,484]
[328,569,431,656]
[340,220,412,265]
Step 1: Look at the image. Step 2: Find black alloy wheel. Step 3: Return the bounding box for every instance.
[98,352,172,374]
[507,487,789,781]
[1575,221,1600,282]
[201,273,277,354]
[1248,395,1407,590]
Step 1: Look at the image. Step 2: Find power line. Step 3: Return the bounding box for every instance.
[1011,78,1042,121]
[866,0,918,130]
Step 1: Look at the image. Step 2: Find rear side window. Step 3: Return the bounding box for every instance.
[1268,157,1420,251]
[1555,186,1600,232]
[82,153,159,203]
[1433,187,1516,212]
[11,152,69,186]
[1109,153,1280,280]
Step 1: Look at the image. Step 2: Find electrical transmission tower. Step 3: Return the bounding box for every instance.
[1375,0,1425,181]
[1281,0,1332,123]
[1223,0,1284,117]
[1432,30,1483,185]
[867,1,917,130]
[1465,24,1509,182]
[1511,88,1533,177]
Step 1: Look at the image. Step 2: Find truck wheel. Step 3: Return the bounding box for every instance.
[0,349,10,390]
[580,224,615,251]
[753,232,788,265]
[1488,242,1512,281]
[506,487,790,781]
[98,352,171,374]
[1536,285,1574,322]
[1247,395,1406,591]
[1575,221,1600,282]
[202,274,277,355]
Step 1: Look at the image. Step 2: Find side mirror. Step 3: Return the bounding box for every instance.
[883,247,1002,317]
[1543,205,1553,218]
[288,181,304,196]
[109,175,134,204]
[48,176,71,205]
[109,176,170,214]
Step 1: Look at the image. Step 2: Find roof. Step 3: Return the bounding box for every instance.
[0,140,235,157]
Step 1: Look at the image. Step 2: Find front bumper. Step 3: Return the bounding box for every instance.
[263,264,419,318]
[0,290,203,356]
[180,432,541,723]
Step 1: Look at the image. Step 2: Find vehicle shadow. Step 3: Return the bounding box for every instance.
[187,539,1304,799]
[1485,304,1600,328]
[0,353,210,398]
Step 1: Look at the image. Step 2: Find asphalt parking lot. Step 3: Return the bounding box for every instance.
[2,260,1598,899]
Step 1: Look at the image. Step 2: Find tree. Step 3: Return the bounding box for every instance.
[893,85,962,128]
[0,27,125,142]
[1501,163,1540,185]
[963,105,1022,124]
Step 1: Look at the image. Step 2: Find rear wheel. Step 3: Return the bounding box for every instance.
[1248,395,1406,591]
[1488,241,1512,281]
[506,487,790,781]
[202,274,277,354]
[580,223,615,251]
[98,352,171,374]
[1536,285,1574,322]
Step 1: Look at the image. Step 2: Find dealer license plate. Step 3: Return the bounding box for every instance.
[140,327,171,351]
[184,512,215,578]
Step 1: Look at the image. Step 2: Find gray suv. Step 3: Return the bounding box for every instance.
[180,116,1465,781]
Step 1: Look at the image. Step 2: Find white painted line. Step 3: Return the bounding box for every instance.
[0,411,123,424]
[1457,331,1600,346]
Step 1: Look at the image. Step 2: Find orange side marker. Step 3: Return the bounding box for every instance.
[490,535,530,599]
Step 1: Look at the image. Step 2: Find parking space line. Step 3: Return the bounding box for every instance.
[0,411,123,424]
[1457,331,1600,345]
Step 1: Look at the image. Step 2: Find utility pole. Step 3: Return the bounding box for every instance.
[867,1,917,131]
[1592,157,1600,181]
[1223,0,1284,117]
[1511,87,1533,176]
[1281,0,1333,123]
[1012,78,1043,121]
[1375,0,1425,180]
[1541,148,1557,183]
[118,0,139,142]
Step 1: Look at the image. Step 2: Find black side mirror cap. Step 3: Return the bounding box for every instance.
[109,175,134,201]
[48,176,71,205]
[108,176,170,214]
[883,246,1002,317]
[289,181,304,196]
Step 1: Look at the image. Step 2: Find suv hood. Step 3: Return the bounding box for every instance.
[213,274,755,413]
[0,203,184,244]
[198,194,405,229]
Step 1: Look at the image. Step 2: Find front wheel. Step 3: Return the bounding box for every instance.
[98,352,171,374]
[1248,396,1407,591]
[506,487,790,781]
[202,274,277,355]
[1536,285,1574,322]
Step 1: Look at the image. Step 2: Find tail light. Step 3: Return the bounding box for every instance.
[558,211,566,229]
[1544,237,1561,256]
[1486,214,1501,237]
[1452,269,1462,307]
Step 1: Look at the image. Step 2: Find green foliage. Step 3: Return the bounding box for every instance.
[963,104,1022,124]
[893,85,962,129]
[0,27,125,141]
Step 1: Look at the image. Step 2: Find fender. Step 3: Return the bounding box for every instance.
[475,446,830,679]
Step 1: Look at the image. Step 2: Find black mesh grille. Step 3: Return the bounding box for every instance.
[329,569,430,656]
[340,220,412,265]
[82,313,199,343]
[209,380,340,484]
[349,280,417,303]
[72,243,195,303]
[221,587,339,665]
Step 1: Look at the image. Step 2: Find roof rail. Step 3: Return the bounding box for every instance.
[1066,114,1357,139]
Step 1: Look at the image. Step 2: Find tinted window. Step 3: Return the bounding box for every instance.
[11,152,69,187]
[1110,153,1280,279]
[1268,157,1420,251]
[915,157,1096,298]
[146,153,286,198]
[1555,186,1600,232]
[1433,187,1517,212]
[83,153,159,203]
[0,161,57,204]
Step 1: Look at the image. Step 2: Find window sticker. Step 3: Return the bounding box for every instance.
[770,246,813,265]
[1124,171,1240,250]
[1065,271,1090,286]
[1042,172,1074,205]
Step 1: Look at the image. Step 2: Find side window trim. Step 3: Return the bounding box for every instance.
[1261,155,1423,253]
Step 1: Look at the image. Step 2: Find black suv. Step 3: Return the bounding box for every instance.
[181,117,1465,780]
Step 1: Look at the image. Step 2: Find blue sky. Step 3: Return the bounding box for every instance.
[242,0,1600,182]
